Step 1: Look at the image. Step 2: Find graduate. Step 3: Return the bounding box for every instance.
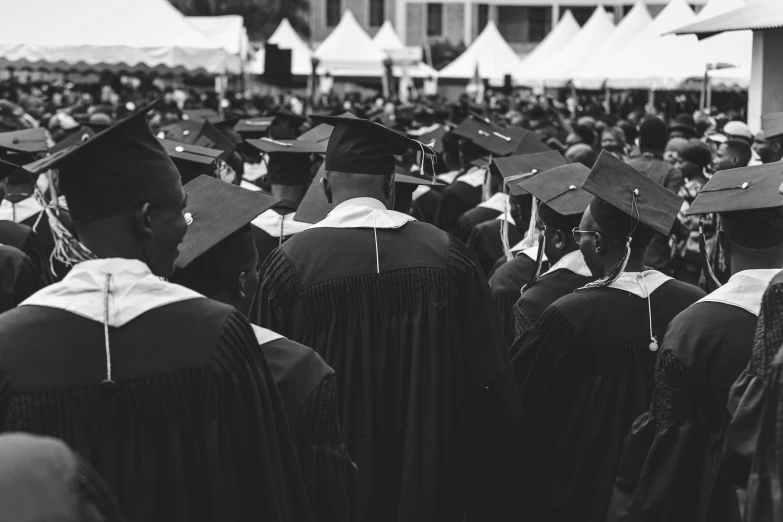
[256,115,520,522]
[502,163,596,351]
[0,245,44,314]
[606,163,783,522]
[171,176,356,522]
[244,139,324,264]
[512,151,705,522]
[0,103,314,522]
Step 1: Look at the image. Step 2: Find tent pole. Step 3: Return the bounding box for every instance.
[604,84,610,114]
[706,74,713,113]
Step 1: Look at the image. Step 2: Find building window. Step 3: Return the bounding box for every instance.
[369,0,385,27]
[427,3,443,37]
[529,6,551,42]
[477,4,489,33]
[326,0,341,27]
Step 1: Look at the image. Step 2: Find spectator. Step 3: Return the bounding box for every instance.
[754,129,783,164]
[714,139,753,171]
[600,126,627,159]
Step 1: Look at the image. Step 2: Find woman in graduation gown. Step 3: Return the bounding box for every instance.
[606,168,783,522]
[257,115,520,522]
[512,153,704,522]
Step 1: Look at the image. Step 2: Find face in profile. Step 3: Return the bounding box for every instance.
[146,183,188,278]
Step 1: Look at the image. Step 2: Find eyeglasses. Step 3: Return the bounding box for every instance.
[572,228,600,243]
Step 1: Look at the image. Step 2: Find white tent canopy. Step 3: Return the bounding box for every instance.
[187,15,250,59]
[570,1,653,89]
[515,11,581,86]
[373,20,405,50]
[439,20,522,85]
[250,18,314,76]
[692,0,751,88]
[314,10,388,77]
[0,0,239,74]
[538,7,616,88]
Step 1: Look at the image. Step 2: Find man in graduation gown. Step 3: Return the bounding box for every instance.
[0,245,44,314]
[606,163,783,522]
[0,103,314,522]
[512,151,705,522]
[256,115,520,522]
[244,139,323,265]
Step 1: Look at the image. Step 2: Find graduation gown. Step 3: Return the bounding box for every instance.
[607,270,778,522]
[0,258,313,522]
[0,220,51,286]
[0,245,44,313]
[489,251,539,346]
[511,250,595,349]
[256,197,520,522]
[467,218,523,276]
[410,185,442,225]
[512,272,705,522]
[457,192,508,244]
[252,325,357,522]
[434,169,485,236]
[251,201,311,266]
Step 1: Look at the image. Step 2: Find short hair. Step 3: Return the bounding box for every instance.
[638,116,669,152]
[680,140,713,168]
[724,139,752,168]
[574,125,596,146]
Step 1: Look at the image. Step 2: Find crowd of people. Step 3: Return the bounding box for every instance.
[0,78,782,522]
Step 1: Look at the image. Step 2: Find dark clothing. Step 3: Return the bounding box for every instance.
[21,209,75,281]
[467,220,523,276]
[251,201,300,268]
[0,221,51,286]
[0,246,44,313]
[256,222,520,522]
[489,254,539,346]
[435,181,481,236]
[608,301,756,522]
[259,338,356,522]
[626,155,683,275]
[458,206,500,244]
[512,280,705,522]
[410,189,442,225]
[0,299,314,522]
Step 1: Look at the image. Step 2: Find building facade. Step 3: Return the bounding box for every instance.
[309,0,706,54]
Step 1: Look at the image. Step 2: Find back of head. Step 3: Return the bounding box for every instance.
[680,140,713,169]
[566,143,598,168]
[724,139,753,169]
[721,207,783,250]
[638,116,669,152]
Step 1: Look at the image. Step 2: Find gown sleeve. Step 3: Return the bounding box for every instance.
[289,373,357,522]
[255,247,305,339]
[492,288,520,347]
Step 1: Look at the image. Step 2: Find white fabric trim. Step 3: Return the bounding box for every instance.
[546,250,592,278]
[309,197,414,230]
[478,192,509,212]
[608,270,672,298]
[0,196,42,223]
[251,324,285,346]
[412,185,431,201]
[509,240,547,262]
[240,180,262,192]
[697,269,780,316]
[251,209,312,237]
[21,258,204,327]
[456,168,487,188]
[436,170,461,184]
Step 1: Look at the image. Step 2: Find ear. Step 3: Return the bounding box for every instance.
[717,229,731,260]
[236,272,248,301]
[554,229,567,250]
[319,176,332,204]
[593,232,605,254]
[133,202,154,238]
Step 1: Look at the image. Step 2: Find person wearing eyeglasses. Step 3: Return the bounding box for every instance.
[511,151,704,522]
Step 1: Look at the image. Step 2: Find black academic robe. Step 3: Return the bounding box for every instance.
[20,208,74,280]
[488,254,539,347]
[0,220,51,286]
[512,280,705,522]
[251,201,300,267]
[607,301,757,522]
[410,189,442,225]
[258,337,356,522]
[467,219,523,276]
[0,245,44,313]
[435,181,481,236]
[256,223,520,522]
[0,300,314,522]
[511,269,596,351]
[457,206,500,244]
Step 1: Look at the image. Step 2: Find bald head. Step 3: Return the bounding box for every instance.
[321,170,395,208]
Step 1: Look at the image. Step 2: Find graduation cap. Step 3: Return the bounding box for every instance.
[583,150,682,246]
[415,125,447,155]
[492,150,566,197]
[235,117,275,139]
[246,139,326,186]
[158,138,222,184]
[0,157,24,183]
[394,166,446,187]
[268,109,307,139]
[23,100,182,224]
[297,112,358,143]
[519,163,591,230]
[175,175,278,269]
[50,127,95,154]
[182,108,221,123]
[512,132,551,155]
[310,115,435,176]
[157,120,236,160]
[293,164,331,224]
[762,112,783,141]
[0,128,48,154]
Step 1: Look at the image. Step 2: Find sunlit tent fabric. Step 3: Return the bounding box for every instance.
[514,10,581,86]
[0,0,240,74]
[538,7,615,88]
[439,20,522,85]
[249,18,314,76]
[187,15,250,59]
[570,1,653,90]
[314,10,388,78]
[373,20,406,51]
[371,20,438,79]
[673,0,783,38]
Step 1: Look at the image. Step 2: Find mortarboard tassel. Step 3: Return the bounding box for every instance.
[518,194,540,251]
[33,189,95,276]
[481,155,493,202]
[700,215,722,292]
[522,226,547,292]
[100,273,117,396]
[638,272,659,352]
[501,184,513,262]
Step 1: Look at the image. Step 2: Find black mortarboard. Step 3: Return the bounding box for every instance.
[762,112,783,141]
[0,128,47,154]
[297,112,358,143]
[50,127,95,154]
[235,117,275,139]
[175,175,278,269]
[158,120,236,160]
[268,110,307,139]
[685,163,783,249]
[583,150,682,245]
[311,115,435,176]
[394,166,446,187]
[452,114,521,156]
[512,133,552,155]
[158,138,221,184]
[0,158,23,183]
[492,150,566,197]
[416,125,447,155]
[182,108,222,123]
[294,164,331,224]
[247,139,325,186]
[24,101,182,223]
[519,163,592,230]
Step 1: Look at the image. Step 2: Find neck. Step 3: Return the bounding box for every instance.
[623,248,648,273]
[731,251,783,275]
[270,184,306,204]
[549,244,578,265]
[332,191,389,208]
